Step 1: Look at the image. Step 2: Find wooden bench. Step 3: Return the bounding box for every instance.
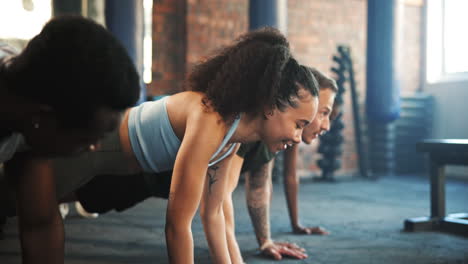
[404,139,468,236]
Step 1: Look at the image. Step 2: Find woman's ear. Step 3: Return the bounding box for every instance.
[262,106,275,120]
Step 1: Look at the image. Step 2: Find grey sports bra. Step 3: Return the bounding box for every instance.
[127,96,240,172]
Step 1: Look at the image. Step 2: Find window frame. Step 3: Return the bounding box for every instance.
[425,0,468,84]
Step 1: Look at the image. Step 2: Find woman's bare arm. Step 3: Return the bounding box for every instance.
[221,152,244,264]
[165,108,231,264]
[283,145,300,231]
[283,145,329,235]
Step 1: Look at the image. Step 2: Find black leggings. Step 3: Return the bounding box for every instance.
[76,170,172,214]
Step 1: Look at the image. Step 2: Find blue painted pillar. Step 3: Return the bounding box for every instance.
[105,0,146,104]
[366,0,400,123]
[249,0,278,30]
[366,0,400,176]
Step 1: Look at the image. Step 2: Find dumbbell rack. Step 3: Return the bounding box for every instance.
[317,45,369,181]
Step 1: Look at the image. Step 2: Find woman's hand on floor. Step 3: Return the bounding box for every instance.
[260,240,308,260]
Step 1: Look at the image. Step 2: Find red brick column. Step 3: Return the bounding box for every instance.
[148,0,187,96]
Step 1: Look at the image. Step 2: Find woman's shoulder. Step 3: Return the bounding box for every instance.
[168,91,204,103]
[169,92,219,119]
[173,92,229,132]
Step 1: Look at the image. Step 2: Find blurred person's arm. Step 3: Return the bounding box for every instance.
[6,155,64,264]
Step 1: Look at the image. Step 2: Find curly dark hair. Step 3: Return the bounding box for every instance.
[2,16,140,129]
[188,27,319,121]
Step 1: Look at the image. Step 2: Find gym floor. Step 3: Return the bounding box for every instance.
[1,175,467,264]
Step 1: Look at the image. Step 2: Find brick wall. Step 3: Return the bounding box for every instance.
[186,0,248,71]
[288,0,367,177]
[287,0,423,178]
[149,0,247,96]
[148,0,423,177]
[148,0,187,96]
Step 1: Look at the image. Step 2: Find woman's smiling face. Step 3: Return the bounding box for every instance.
[302,88,336,144]
[260,88,318,153]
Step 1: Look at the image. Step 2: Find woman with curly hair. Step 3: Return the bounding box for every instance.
[227,67,339,261]
[7,27,320,263]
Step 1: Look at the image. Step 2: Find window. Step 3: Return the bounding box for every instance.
[0,0,52,41]
[426,0,468,83]
[143,0,153,84]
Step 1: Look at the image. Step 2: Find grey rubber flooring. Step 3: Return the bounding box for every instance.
[1,175,467,263]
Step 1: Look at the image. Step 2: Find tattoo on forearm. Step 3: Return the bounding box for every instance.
[207,165,219,194]
[249,162,271,189]
[247,205,271,244]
